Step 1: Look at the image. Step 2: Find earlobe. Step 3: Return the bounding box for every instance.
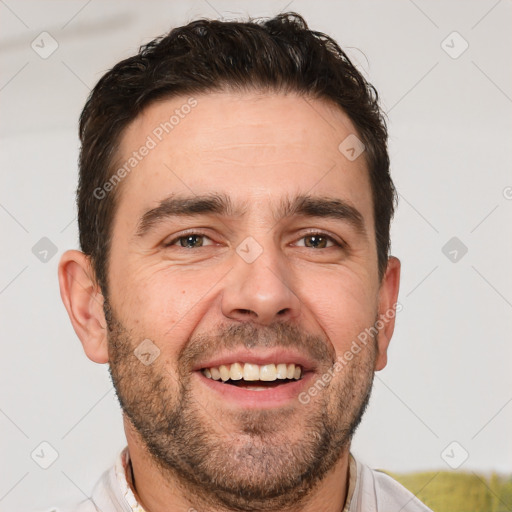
[58,250,109,364]
[374,256,401,371]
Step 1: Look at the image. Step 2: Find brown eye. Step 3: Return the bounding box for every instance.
[179,234,204,248]
[296,233,339,249]
[165,233,214,248]
[304,234,329,249]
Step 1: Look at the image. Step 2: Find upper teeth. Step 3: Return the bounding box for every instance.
[202,363,302,381]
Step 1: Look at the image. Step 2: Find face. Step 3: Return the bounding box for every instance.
[101,91,397,510]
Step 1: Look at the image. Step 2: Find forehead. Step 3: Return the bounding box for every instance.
[112,91,374,231]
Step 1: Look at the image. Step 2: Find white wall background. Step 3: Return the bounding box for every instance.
[1,0,511,510]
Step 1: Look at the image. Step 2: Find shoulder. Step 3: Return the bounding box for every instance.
[26,499,103,512]
[28,465,122,512]
[24,504,99,512]
[349,457,433,512]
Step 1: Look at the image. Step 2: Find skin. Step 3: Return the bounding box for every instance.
[58,91,400,512]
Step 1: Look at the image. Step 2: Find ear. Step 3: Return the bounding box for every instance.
[58,250,109,364]
[374,256,401,371]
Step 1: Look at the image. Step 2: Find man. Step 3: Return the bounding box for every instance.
[57,12,431,512]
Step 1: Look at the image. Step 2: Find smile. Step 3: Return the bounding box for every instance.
[198,362,311,399]
[202,362,302,384]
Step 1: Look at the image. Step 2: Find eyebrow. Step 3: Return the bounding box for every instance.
[134,192,367,239]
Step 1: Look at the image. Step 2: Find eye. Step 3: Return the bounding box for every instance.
[294,232,342,249]
[164,232,215,249]
[163,231,343,250]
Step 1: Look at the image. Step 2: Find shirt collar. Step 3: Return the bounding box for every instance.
[342,454,357,512]
[114,446,146,512]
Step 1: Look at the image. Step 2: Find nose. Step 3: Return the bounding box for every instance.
[220,241,302,326]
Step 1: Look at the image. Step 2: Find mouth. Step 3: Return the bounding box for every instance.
[195,359,315,408]
[201,362,303,391]
[192,349,317,408]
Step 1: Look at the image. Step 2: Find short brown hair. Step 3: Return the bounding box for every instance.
[77,12,396,295]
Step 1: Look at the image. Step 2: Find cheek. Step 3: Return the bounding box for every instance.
[302,270,378,354]
[117,265,215,344]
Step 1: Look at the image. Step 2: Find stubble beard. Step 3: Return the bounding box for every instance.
[104,299,377,512]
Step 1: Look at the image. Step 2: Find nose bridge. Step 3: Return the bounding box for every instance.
[220,234,301,325]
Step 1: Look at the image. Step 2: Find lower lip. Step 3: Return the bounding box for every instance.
[195,371,315,409]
